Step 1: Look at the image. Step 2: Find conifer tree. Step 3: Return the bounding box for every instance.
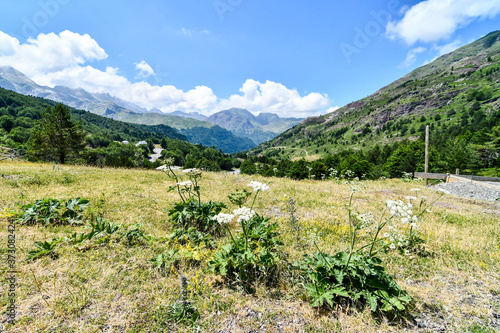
[30,104,86,164]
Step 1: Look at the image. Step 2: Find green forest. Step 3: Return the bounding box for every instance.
[0,88,237,171]
[242,102,500,180]
[251,32,500,179]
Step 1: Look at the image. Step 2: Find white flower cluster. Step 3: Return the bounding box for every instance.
[214,213,235,225]
[233,206,255,223]
[346,180,366,194]
[356,212,375,229]
[247,181,270,192]
[304,228,322,245]
[182,168,202,176]
[177,180,193,187]
[384,227,409,249]
[387,200,418,228]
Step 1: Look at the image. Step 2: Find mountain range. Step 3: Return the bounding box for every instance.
[251,30,500,159]
[207,108,303,145]
[0,66,302,151]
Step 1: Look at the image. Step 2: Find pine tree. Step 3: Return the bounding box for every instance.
[30,104,86,164]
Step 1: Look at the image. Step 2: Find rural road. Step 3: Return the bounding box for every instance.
[149,147,163,162]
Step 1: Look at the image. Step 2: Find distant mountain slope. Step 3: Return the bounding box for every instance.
[252,30,500,159]
[166,110,208,121]
[0,87,245,171]
[0,66,149,115]
[0,66,253,153]
[105,109,254,153]
[0,86,186,143]
[207,108,303,145]
[106,108,213,130]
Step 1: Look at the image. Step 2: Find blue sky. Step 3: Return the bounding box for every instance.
[0,0,500,117]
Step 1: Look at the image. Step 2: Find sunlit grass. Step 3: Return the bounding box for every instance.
[0,161,498,332]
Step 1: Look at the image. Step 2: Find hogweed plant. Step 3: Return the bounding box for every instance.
[157,159,226,236]
[401,172,414,182]
[297,180,416,314]
[227,187,252,208]
[157,158,202,205]
[208,181,284,293]
[284,195,302,248]
[383,191,443,257]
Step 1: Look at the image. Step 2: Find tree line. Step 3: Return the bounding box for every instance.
[239,126,500,180]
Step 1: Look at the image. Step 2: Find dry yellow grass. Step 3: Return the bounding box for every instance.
[0,161,499,332]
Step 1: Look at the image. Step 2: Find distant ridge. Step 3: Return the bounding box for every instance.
[251,30,500,158]
[207,108,303,145]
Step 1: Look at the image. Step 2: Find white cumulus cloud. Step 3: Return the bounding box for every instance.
[325,106,340,114]
[0,30,332,117]
[386,0,500,45]
[218,79,330,118]
[0,30,107,77]
[135,60,154,79]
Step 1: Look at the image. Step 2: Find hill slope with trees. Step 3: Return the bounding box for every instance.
[252,31,500,167]
[0,88,239,171]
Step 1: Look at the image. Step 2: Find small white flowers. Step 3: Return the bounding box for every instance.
[177,180,193,187]
[384,191,430,252]
[214,213,234,225]
[233,207,255,223]
[357,212,375,228]
[386,200,414,220]
[182,168,202,177]
[247,181,270,192]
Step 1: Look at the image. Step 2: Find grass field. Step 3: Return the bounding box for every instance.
[1,161,499,332]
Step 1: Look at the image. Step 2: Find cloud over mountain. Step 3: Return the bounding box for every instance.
[0,30,331,117]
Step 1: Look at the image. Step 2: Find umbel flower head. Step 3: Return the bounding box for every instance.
[214,213,235,225]
[386,200,419,226]
[177,180,193,187]
[247,181,270,192]
[182,168,202,177]
[233,206,255,223]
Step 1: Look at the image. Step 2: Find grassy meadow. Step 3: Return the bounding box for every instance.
[1,161,499,332]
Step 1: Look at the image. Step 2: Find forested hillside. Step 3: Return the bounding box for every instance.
[247,31,500,178]
[252,31,500,162]
[0,88,238,171]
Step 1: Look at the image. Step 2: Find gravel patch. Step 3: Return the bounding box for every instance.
[431,181,500,202]
[148,147,163,162]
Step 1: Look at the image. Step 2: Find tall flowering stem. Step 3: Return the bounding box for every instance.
[247,181,270,211]
[214,213,236,243]
[344,191,356,272]
[180,275,189,306]
[368,207,389,256]
[157,159,203,206]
